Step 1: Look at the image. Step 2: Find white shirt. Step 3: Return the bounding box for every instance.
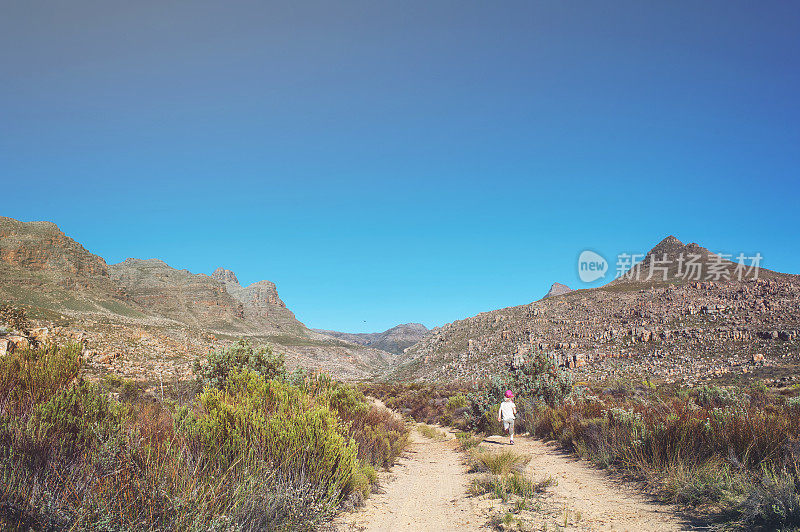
[499,401,516,421]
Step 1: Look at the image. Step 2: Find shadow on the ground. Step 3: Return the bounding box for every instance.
[480,435,513,446]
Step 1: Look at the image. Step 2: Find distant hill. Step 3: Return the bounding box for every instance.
[543,282,572,299]
[0,216,393,380]
[314,323,428,355]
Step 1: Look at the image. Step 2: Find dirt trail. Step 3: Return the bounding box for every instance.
[334,427,490,531]
[481,434,688,531]
[336,427,689,531]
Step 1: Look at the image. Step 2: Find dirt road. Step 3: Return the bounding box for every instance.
[336,428,689,531]
[334,427,491,531]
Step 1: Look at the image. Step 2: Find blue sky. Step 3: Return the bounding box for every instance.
[2,1,798,332]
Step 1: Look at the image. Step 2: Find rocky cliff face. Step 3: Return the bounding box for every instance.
[211,267,303,333]
[212,267,287,309]
[315,323,429,355]
[393,236,800,384]
[0,217,138,314]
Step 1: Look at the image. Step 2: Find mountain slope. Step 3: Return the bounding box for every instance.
[392,236,800,383]
[108,259,246,331]
[0,216,143,317]
[314,323,428,355]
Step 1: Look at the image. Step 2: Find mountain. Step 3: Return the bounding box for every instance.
[391,235,800,384]
[0,217,393,381]
[314,323,429,355]
[610,235,792,286]
[0,216,142,317]
[108,259,246,330]
[543,282,572,299]
[211,267,303,334]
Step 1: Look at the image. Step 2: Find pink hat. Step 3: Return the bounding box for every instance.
[505,390,514,398]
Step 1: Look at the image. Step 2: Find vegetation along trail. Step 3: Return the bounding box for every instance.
[480,434,689,531]
[337,427,690,531]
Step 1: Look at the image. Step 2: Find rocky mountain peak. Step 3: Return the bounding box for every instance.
[544,282,573,298]
[212,267,240,286]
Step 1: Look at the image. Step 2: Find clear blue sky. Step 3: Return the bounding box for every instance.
[2,1,798,333]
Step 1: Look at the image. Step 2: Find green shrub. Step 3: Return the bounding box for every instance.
[737,467,800,530]
[470,353,573,434]
[456,431,483,451]
[0,342,410,530]
[178,369,360,497]
[360,382,472,429]
[193,339,285,389]
[470,472,551,501]
[302,374,409,469]
[418,424,447,441]
[695,385,737,408]
[27,380,120,455]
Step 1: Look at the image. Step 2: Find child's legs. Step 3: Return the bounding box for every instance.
[509,420,515,439]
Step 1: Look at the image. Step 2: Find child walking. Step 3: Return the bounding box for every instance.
[497,390,517,445]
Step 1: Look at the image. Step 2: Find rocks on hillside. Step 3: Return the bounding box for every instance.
[109,258,246,328]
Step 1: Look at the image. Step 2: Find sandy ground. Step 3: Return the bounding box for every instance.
[335,425,690,531]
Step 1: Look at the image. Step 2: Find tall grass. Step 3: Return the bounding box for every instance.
[526,384,800,529]
[0,342,409,530]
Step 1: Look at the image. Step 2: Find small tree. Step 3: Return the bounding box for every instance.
[194,339,285,389]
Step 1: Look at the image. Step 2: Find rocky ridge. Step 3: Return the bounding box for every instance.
[314,323,429,355]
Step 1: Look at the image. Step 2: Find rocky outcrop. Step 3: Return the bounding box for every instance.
[211,266,302,334]
[213,267,287,309]
[315,323,429,355]
[543,282,572,299]
[211,267,239,285]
